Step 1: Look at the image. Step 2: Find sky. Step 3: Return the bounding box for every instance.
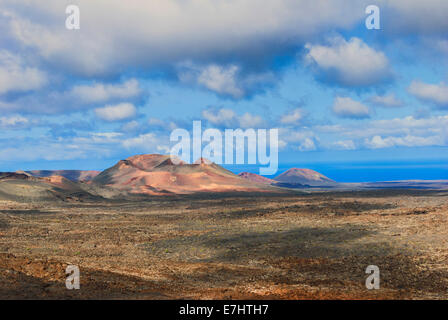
[0,0,447,181]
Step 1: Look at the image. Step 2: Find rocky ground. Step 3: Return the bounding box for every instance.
[0,190,447,299]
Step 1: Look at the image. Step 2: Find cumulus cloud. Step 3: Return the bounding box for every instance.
[332,97,370,119]
[201,107,265,128]
[278,128,318,151]
[298,138,316,151]
[364,135,444,149]
[196,64,243,98]
[408,81,448,108]
[0,131,126,162]
[314,115,448,150]
[0,78,145,115]
[122,133,170,153]
[0,50,47,94]
[2,0,445,81]
[336,115,448,139]
[280,108,305,126]
[71,79,141,103]
[2,0,448,163]
[73,132,124,144]
[202,108,238,127]
[8,0,447,74]
[1,0,445,103]
[305,37,392,87]
[2,0,368,78]
[94,103,137,121]
[147,118,180,132]
[178,63,275,98]
[239,113,265,128]
[333,140,356,150]
[369,93,403,108]
[0,144,87,162]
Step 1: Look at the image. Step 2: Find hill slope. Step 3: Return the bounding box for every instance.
[238,172,275,185]
[25,170,100,182]
[92,154,272,195]
[274,168,336,187]
[0,173,99,202]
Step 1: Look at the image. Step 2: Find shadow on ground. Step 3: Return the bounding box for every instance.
[144,225,393,262]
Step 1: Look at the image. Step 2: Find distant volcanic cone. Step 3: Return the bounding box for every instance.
[92,154,273,195]
[274,168,336,187]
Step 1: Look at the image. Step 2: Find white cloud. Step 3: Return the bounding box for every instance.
[74,132,123,144]
[333,140,356,150]
[122,133,170,153]
[305,37,391,87]
[94,103,137,121]
[3,0,368,77]
[332,115,448,140]
[313,115,448,150]
[202,107,265,128]
[369,93,403,108]
[202,108,237,127]
[0,133,123,162]
[147,118,166,128]
[196,64,243,98]
[123,133,155,149]
[71,79,141,103]
[148,118,178,131]
[0,78,143,115]
[408,81,448,108]
[239,113,264,128]
[1,1,446,90]
[332,96,370,119]
[364,135,443,149]
[178,63,275,98]
[280,108,304,126]
[0,115,29,128]
[0,50,47,94]
[278,128,318,151]
[299,138,316,151]
[0,144,87,162]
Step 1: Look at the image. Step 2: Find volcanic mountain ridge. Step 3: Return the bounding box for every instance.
[91,154,273,195]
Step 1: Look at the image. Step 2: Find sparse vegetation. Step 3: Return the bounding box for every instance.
[0,190,448,299]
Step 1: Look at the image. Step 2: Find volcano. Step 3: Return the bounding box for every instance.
[91,154,272,195]
[274,168,336,187]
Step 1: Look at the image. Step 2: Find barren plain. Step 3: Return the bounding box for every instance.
[1,190,448,299]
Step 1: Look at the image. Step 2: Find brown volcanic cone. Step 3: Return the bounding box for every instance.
[92,154,271,195]
[274,168,336,187]
[238,172,275,185]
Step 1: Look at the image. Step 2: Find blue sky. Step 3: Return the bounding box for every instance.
[0,0,447,181]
